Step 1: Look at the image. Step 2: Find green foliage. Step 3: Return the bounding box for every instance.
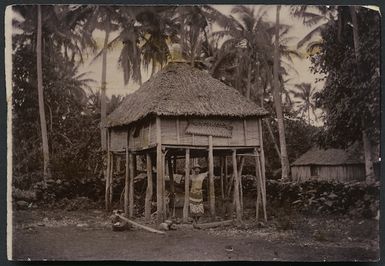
[311,7,380,148]
[262,105,319,175]
[265,180,379,218]
[12,36,102,184]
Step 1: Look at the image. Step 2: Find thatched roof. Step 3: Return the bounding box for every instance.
[106,62,268,127]
[291,146,364,166]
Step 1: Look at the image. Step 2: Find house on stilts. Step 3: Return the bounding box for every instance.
[104,62,269,224]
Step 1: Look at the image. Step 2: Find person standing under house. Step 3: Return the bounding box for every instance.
[189,164,208,224]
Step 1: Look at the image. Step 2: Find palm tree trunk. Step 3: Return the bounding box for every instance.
[308,108,311,125]
[101,26,110,150]
[36,5,50,183]
[273,5,290,180]
[246,60,252,99]
[350,6,375,182]
[264,119,281,160]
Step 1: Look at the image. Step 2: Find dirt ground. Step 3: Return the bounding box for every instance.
[11,209,379,261]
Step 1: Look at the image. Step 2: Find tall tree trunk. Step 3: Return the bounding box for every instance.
[264,119,281,160]
[36,5,50,183]
[101,27,110,150]
[273,5,290,180]
[350,6,375,181]
[246,61,252,99]
[308,108,311,125]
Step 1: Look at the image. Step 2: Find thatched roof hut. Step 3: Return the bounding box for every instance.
[292,147,364,166]
[104,62,268,224]
[291,147,365,182]
[106,62,268,128]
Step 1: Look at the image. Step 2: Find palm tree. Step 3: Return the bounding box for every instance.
[273,5,290,180]
[175,5,226,66]
[13,5,96,182]
[36,5,50,182]
[211,5,272,99]
[290,5,336,52]
[291,83,318,124]
[83,6,121,150]
[139,7,177,76]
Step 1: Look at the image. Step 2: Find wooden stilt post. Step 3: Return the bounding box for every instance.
[224,156,228,197]
[168,157,175,218]
[145,153,153,221]
[156,117,164,223]
[183,148,190,222]
[124,147,129,216]
[128,153,134,218]
[208,136,215,219]
[258,120,266,204]
[232,149,241,222]
[109,153,114,208]
[162,150,167,219]
[254,148,261,221]
[239,157,244,214]
[232,157,244,207]
[257,150,267,222]
[255,148,266,222]
[220,157,224,201]
[105,128,111,211]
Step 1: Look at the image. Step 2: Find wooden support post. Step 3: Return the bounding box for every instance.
[145,153,153,221]
[258,120,266,200]
[239,157,244,214]
[220,157,224,201]
[232,150,242,222]
[254,148,261,221]
[183,148,190,222]
[208,136,215,219]
[255,149,266,222]
[224,156,228,197]
[156,117,164,223]
[128,153,134,218]
[105,129,111,211]
[232,157,244,206]
[124,148,129,216]
[168,158,175,217]
[105,151,111,211]
[243,120,247,146]
[258,151,267,222]
[162,150,167,218]
[109,153,114,208]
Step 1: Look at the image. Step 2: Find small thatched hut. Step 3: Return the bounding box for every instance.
[291,147,365,182]
[105,62,268,224]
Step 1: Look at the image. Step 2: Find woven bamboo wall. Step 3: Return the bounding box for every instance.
[161,117,260,147]
[291,165,366,182]
[110,116,261,151]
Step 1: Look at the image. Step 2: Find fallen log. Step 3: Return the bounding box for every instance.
[116,214,165,235]
[194,219,234,229]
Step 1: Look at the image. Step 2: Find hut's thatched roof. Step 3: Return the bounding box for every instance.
[106,62,268,127]
[291,146,364,166]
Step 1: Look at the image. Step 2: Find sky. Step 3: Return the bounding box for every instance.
[78,5,325,95]
[8,5,326,124]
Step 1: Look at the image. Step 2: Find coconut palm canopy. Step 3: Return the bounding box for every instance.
[106,62,268,127]
[292,146,364,166]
